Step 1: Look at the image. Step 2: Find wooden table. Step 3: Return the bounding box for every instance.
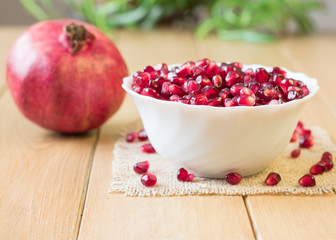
[0,27,335,240]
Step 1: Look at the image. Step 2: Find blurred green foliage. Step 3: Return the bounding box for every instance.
[20,0,323,42]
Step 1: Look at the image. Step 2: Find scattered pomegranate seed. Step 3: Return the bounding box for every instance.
[137,129,148,141]
[321,152,333,161]
[141,173,157,187]
[126,132,137,143]
[299,135,314,148]
[133,161,150,174]
[141,143,156,153]
[132,59,310,107]
[264,172,281,186]
[291,149,301,158]
[177,168,195,182]
[298,174,316,187]
[225,172,242,185]
[319,158,333,171]
[309,163,326,175]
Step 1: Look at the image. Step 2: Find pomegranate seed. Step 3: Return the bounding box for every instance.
[255,68,269,83]
[219,88,230,99]
[244,68,253,75]
[195,58,210,67]
[161,82,172,98]
[238,95,255,106]
[141,88,160,99]
[154,63,168,71]
[137,129,148,141]
[272,67,287,77]
[149,77,164,90]
[299,135,314,148]
[243,75,252,86]
[290,149,301,158]
[203,61,219,78]
[208,97,223,106]
[232,62,243,69]
[298,174,316,187]
[301,86,309,96]
[191,67,202,78]
[319,158,333,171]
[212,74,223,88]
[126,132,137,142]
[176,62,193,78]
[141,143,156,153]
[310,163,326,175]
[279,78,293,95]
[202,86,219,98]
[321,152,333,161]
[224,98,236,107]
[171,77,186,86]
[190,94,208,105]
[240,87,254,96]
[259,83,276,99]
[230,83,245,96]
[144,65,155,73]
[183,80,201,94]
[225,172,242,185]
[221,63,236,73]
[169,95,181,102]
[270,73,285,86]
[195,75,212,87]
[225,71,242,87]
[264,172,281,186]
[141,173,157,187]
[177,168,195,182]
[249,82,260,94]
[169,84,184,96]
[133,161,150,174]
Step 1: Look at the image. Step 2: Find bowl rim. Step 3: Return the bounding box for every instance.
[122,63,319,110]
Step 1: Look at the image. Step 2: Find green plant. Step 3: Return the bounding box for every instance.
[20,0,323,42]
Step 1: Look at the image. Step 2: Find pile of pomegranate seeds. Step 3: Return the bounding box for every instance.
[131,59,310,107]
[177,168,195,182]
[264,172,282,186]
[225,172,242,185]
[298,151,333,187]
[290,121,314,148]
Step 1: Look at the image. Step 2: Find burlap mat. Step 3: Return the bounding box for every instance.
[109,121,336,196]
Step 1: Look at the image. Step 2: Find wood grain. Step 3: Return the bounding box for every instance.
[0,92,98,240]
[246,196,336,240]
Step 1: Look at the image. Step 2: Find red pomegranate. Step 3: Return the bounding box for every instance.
[6,19,128,133]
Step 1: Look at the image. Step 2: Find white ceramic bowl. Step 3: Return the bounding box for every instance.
[122,64,319,178]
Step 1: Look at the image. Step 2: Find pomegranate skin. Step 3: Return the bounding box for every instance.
[6,19,128,133]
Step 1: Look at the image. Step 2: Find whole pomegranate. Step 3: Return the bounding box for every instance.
[6,19,128,133]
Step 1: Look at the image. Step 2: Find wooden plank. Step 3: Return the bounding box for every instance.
[246,34,336,240]
[78,29,255,240]
[246,196,336,240]
[0,26,99,239]
[0,91,98,239]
